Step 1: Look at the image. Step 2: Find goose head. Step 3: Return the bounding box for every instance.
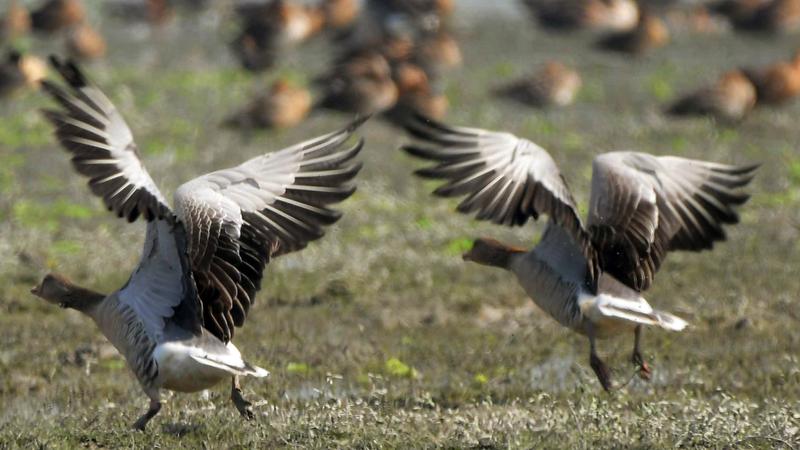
[462,238,525,269]
[30,273,75,307]
[31,272,105,312]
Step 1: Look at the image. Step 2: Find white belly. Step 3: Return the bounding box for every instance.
[153,341,234,392]
[578,292,656,338]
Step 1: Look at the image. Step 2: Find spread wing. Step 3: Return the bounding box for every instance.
[40,57,171,222]
[174,118,366,343]
[118,219,201,343]
[402,115,599,285]
[588,151,757,292]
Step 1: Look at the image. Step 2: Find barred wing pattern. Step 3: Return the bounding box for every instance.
[588,152,757,291]
[40,57,171,223]
[175,119,365,342]
[403,115,599,286]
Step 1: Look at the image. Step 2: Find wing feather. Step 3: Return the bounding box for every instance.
[40,57,170,222]
[175,118,366,342]
[588,151,757,291]
[403,115,599,286]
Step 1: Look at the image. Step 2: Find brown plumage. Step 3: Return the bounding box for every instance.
[496,61,582,107]
[320,0,359,30]
[667,70,757,122]
[106,0,174,26]
[388,63,448,123]
[415,30,462,75]
[712,0,800,32]
[231,0,326,72]
[742,52,800,104]
[0,51,46,97]
[223,79,312,129]
[1,0,31,40]
[527,0,639,31]
[30,0,85,33]
[598,13,670,55]
[665,6,730,34]
[318,52,399,114]
[66,23,106,60]
[238,0,325,47]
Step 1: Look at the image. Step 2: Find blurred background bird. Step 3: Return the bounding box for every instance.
[1,0,31,42]
[494,60,582,107]
[223,78,312,129]
[742,50,800,105]
[30,0,85,34]
[667,70,757,122]
[0,50,46,97]
[597,12,670,55]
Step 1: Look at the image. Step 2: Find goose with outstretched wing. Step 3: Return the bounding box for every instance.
[30,58,366,430]
[403,115,756,390]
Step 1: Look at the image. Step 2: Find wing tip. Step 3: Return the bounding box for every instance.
[49,55,88,88]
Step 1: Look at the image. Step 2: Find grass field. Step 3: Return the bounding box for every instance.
[1,2,799,448]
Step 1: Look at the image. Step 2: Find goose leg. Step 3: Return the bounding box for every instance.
[132,397,162,431]
[632,325,651,380]
[587,323,612,391]
[231,376,254,420]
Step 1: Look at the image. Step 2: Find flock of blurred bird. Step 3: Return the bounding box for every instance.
[2,0,800,127]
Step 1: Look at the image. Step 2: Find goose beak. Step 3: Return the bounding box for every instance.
[30,286,39,295]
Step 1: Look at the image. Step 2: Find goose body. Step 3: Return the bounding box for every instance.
[742,51,800,104]
[32,58,365,430]
[31,0,85,33]
[496,61,582,107]
[2,0,31,40]
[528,0,640,31]
[223,79,312,129]
[318,51,399,114]
[667,70,757,121]
[404,116,756,390]
[597,13,670,55]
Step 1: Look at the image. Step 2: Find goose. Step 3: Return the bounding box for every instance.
[30,58,366,430]
[320,0,360,31]
[712,0,800,32]
[741,51,800,105]
[495,61,582,108]
[402,115,756,390]
[105,0,174,27]
[1,0,31,41]
[387,62,448,123]
[65,23,106,61]
[413,29,462,77]
[317,51,399,114]
[0,50,46,97]
[222,78,312,129]
[526,0,640,32]
[30,0,85,34]
[597,13,670,55]
[667,70,757,122]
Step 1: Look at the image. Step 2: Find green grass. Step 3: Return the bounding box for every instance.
[1,3,800,449]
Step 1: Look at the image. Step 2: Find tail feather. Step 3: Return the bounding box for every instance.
[189,353,270,378]
[595,296,688,331]
[653,310,688,331]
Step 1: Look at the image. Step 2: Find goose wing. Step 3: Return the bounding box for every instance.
[587,151,757,292]
[403,115,599,285]
[40,57,171,222]
[174,118,365,343]
[117,219,201,344]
